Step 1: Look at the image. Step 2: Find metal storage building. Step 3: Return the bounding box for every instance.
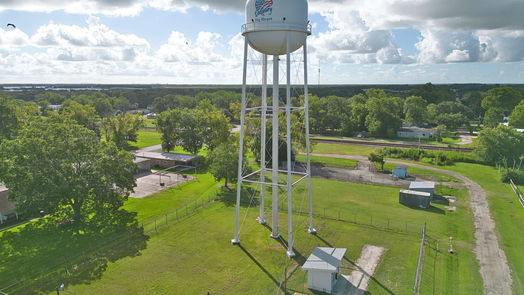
[302,247,347,294]
[133,152,201,169]
[399,189,432,209]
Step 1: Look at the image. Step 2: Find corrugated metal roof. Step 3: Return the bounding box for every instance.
[409,181,435,189]
[302,247,347,272]
[134,157,151,164]
[134,152,200,163]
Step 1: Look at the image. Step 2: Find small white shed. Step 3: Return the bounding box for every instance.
[302,247,347,294]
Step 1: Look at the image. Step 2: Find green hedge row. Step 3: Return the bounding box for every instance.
[381,147,482,166]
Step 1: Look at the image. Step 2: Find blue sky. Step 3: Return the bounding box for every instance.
[0,0,522,84]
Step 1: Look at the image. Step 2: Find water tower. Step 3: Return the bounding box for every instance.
[232,0,316,258]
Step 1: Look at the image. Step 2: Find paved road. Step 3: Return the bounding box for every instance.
[310,153,513,295]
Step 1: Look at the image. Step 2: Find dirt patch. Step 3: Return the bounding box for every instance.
[130,172,194,199]
[333,245,386,295]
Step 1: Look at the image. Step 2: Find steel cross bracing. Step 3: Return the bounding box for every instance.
[232,33,316,258]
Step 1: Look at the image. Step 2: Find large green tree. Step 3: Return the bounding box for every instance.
[483,107,504,128]
[509,100,524,128]
[61,100,98,131]
[203,110,231,150]
[475,126,524,166]
[464,91,484,120]
[0,98,38,141]
[0,120,136,224]
[403,96,427,126]
[365,96,403,137]
[0,97,20,141]
[157,109,206,154]
[102,113,145,149]
[157,110,180,152]
[481,87,523,112]
[208,139,244,188]
[426,101,470,130]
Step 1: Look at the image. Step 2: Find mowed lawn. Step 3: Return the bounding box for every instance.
[124,172,220,222]
[65,204,465,295]
[311,142,379,156]
[62,176,481,294]
[295,154,358,169]
[128,130,162,149]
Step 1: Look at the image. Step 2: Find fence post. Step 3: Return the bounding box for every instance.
[387,218,390,230]
[165,214,168,225]
[338,211,340,220]
[413,223,426,295]
[155,219,157,232]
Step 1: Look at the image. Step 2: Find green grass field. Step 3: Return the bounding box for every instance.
[143,118,157,128]
[295,154,358,169]
[61,175,481,294]
[124,171,218,222]
[128,130,162,149]
[311,142,379,156]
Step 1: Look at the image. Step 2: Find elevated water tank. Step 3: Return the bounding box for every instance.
[243,0,311,56]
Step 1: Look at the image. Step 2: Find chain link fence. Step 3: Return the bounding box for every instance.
[2,190,433,295]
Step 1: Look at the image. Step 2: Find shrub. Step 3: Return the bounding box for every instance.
[500,169,524,185]
[381,147,482,165]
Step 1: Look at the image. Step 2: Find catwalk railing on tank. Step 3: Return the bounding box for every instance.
[241,22,312,34]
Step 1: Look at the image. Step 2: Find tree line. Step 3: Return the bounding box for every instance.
[309,86,524,138]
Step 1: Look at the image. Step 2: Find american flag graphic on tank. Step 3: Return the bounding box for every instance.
[255,0,273,17]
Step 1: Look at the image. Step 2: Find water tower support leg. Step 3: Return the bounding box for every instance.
[286,33,295,258]
[304,40,316,234]
[270,54,280,239]
[259,54,268,225]
[232,37,249,245]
